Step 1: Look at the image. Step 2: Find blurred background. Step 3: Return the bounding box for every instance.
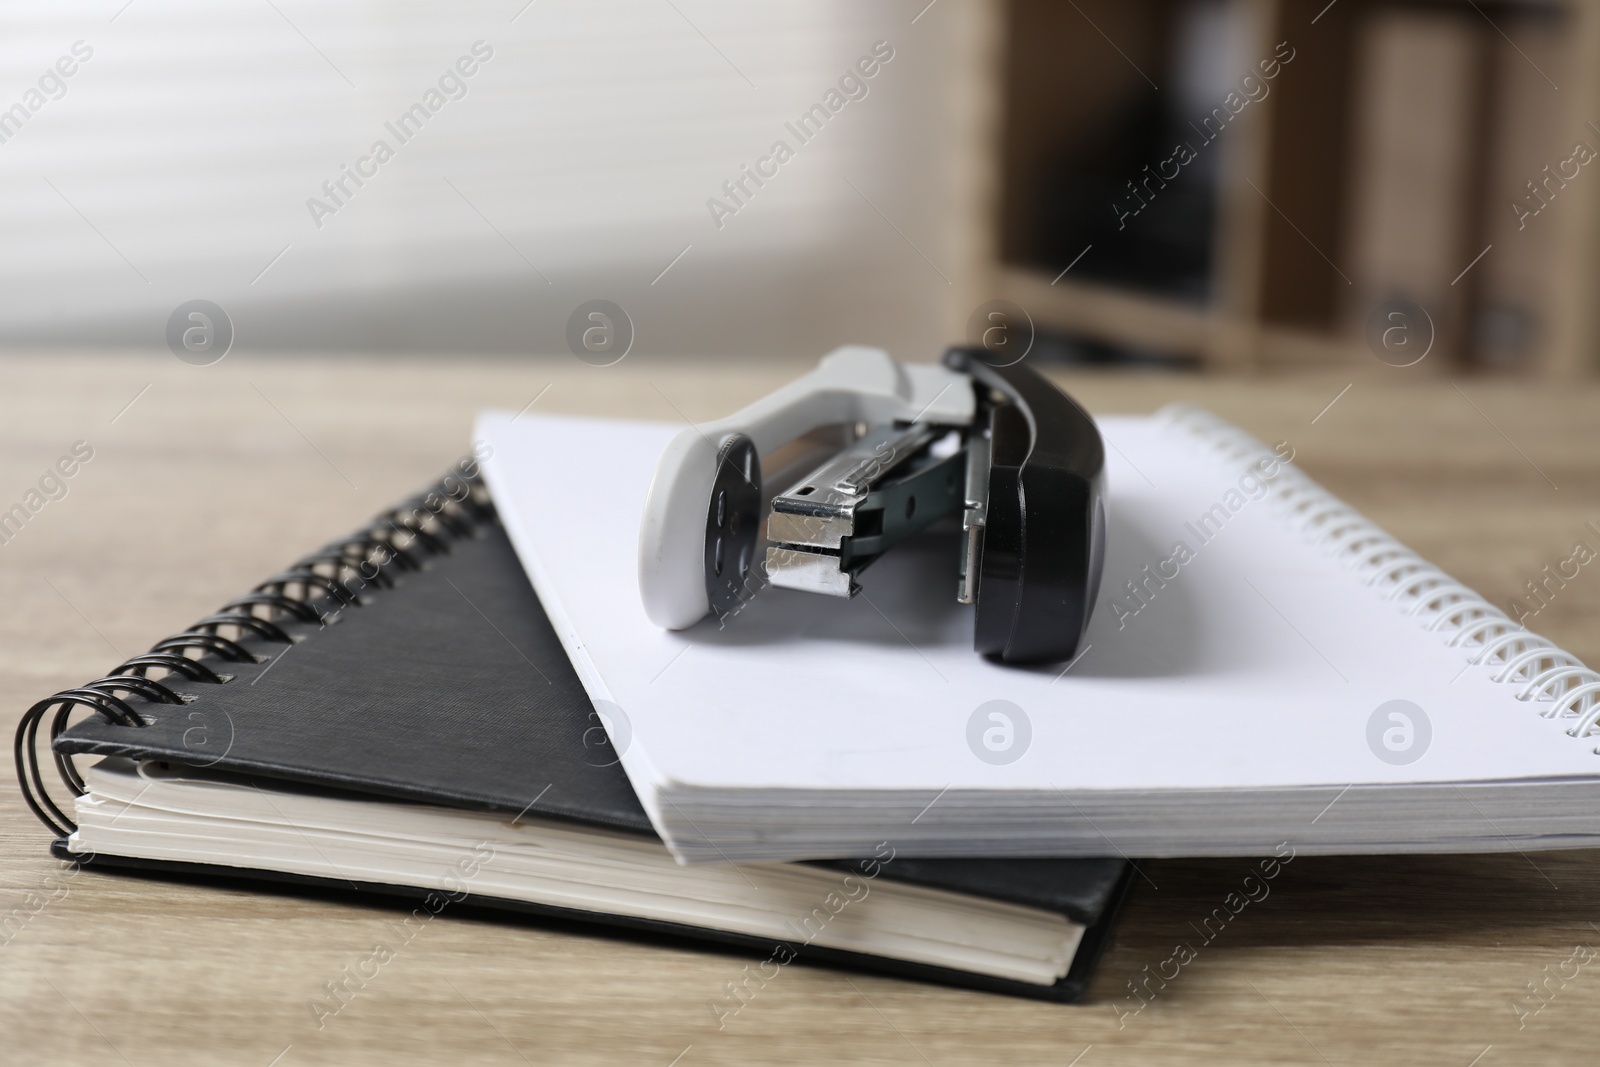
[1,0,1596,373]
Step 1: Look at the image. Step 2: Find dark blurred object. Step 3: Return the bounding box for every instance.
[1032,95,1217,302]
[1005,0,1230,303]
[1027,329,1196,370]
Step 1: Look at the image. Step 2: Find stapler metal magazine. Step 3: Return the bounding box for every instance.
[637,345,1107,664]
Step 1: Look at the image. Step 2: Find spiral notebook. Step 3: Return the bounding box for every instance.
[476,405,1600,863]
[14,470,1132,1002]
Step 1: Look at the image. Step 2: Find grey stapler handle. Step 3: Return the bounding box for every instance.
[638,345,973,629]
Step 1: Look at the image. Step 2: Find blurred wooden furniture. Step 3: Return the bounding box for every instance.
[968,0,1600,375]
[2,353,1598,1065]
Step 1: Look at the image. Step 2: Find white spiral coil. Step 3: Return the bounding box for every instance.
[1158,405,1600,747]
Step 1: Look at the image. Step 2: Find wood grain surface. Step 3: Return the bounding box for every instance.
[2,352,1597,1066]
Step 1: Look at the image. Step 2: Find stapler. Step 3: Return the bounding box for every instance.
[637,345,1107,664]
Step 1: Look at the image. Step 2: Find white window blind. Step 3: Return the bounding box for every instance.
[0,0,974,356]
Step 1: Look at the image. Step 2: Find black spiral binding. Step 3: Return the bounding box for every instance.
[14,465,495,838]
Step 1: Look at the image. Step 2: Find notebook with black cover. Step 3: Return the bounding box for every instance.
[13,464,1132,1002]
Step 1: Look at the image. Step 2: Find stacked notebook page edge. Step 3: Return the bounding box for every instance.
[70,759,1087,986]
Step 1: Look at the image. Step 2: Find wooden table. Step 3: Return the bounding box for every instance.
[3,352,1597,1066]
